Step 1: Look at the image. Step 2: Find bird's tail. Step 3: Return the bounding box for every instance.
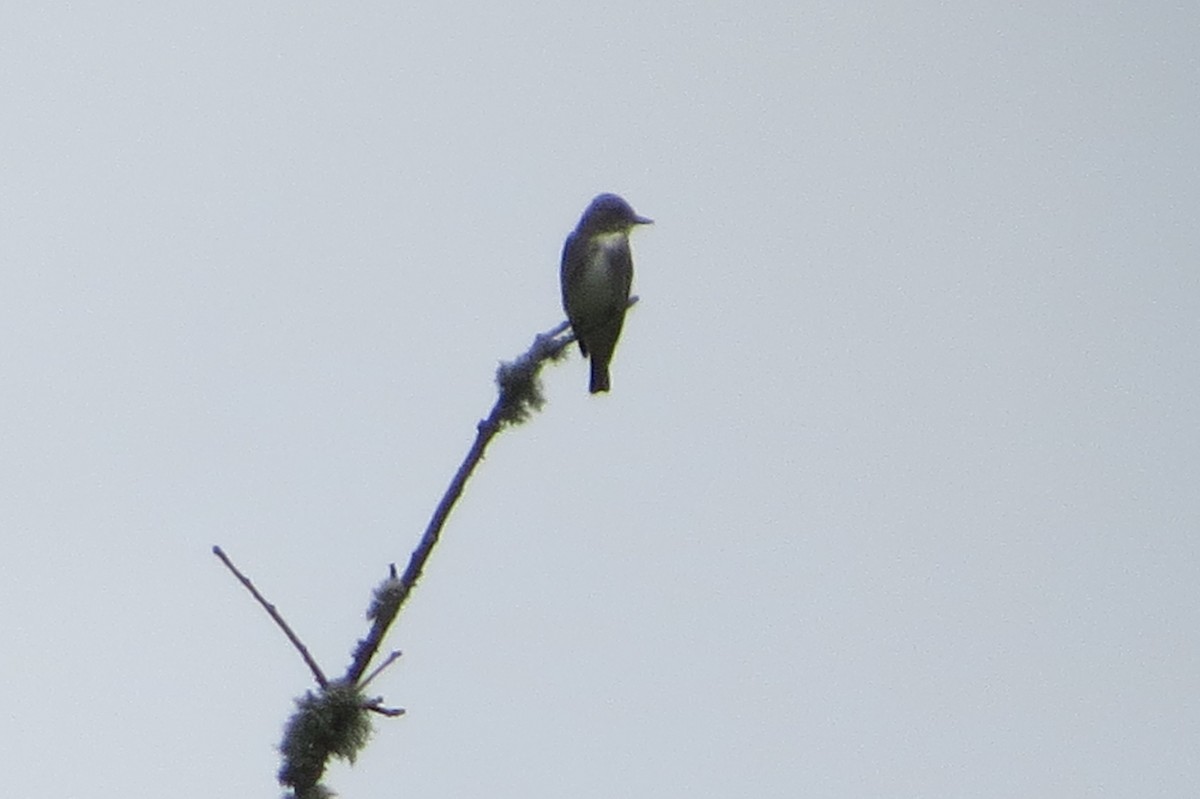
[589,357,611,393]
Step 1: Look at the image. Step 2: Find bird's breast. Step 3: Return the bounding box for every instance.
[578,233,628,292]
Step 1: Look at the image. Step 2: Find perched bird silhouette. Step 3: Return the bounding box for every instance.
[560,193,653,393]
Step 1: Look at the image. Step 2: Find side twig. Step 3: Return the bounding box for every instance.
[212,545,328,688]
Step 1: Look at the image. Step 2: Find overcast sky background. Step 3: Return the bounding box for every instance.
[2,3,1198,797]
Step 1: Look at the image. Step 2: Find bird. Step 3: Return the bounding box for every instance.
[560,193,653,393]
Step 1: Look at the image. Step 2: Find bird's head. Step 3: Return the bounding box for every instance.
[579,193,653,234]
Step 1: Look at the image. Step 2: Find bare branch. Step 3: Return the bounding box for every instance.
[220,304,638,797]
[341,306,636,682]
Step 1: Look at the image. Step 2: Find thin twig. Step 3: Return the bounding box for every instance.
[363,699,406,718]
[359,650,403,690]
[213,545,328,688]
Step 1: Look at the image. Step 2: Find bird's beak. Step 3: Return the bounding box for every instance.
[634,214,654,226]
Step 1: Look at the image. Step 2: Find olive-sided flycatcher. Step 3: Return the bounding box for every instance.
[560,193,653,393]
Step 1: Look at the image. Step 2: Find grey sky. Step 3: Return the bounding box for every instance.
[2,3,1197,797]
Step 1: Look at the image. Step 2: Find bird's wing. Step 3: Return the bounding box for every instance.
[560,230,589,356]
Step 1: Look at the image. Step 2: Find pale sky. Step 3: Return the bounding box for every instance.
[2,3,1198,797]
